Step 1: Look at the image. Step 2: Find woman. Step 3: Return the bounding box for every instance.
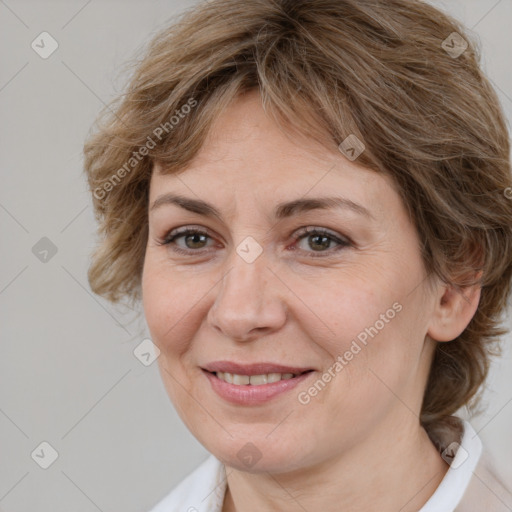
[83,0,512,510]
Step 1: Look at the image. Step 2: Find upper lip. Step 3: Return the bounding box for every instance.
[202,361,314,375]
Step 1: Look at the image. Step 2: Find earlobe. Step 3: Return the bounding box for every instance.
[427,272,483,342]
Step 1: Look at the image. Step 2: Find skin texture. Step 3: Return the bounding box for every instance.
[142,90,481,512]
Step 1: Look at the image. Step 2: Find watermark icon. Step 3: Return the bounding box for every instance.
[31,441,59,469]
[236,236,263,263]
[298,301,403,405]
[93,97,198,200]
[441,441,468,469]
[441,32,468,59]
[32,237,58,263]
[504,187,512,200]
[236,442,262,468]
[134,338,160,366]
[31,31,59,59]
[338,134,365,161]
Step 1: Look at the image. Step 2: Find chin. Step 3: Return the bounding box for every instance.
[200,431,317,474]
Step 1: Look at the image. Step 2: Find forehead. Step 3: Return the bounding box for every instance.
[149,92,396,223]
[177,92,337,177]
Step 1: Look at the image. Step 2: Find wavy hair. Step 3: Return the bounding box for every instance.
[83,0,512,429]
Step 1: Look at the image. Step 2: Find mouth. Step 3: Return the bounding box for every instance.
[211,370,313,386]
[201,362,315,405]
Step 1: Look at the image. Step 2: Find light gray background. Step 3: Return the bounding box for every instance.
[0,1,511,511]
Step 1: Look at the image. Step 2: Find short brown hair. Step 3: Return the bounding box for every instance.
[83,0,512,427]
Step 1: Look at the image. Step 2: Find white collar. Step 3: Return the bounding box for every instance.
[419,418,482,511]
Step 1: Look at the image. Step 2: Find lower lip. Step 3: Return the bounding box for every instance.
[203,370,314,405]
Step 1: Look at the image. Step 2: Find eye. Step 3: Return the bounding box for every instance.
[156,225,352,257]
[291,226,351,257]
[157,226,215,255]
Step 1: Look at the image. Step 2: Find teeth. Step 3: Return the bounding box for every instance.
[215,372,299,385]
[249,374,267,385]
[232,374,250,385]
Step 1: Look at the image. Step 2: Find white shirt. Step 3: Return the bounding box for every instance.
[148,418,512,511]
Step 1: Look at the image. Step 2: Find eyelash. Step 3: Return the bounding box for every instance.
[156,225,352,258]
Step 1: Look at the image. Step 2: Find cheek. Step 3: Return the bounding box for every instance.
[297,269,403,356]
[301,265,426,395]
[324,295,428,421]
[141,259,202,356]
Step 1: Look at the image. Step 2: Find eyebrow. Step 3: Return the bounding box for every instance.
[149,193,375,221]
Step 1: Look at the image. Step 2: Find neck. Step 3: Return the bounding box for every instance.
[222,415,449,512]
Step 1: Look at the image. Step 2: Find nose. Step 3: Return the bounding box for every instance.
[207,249,288,342]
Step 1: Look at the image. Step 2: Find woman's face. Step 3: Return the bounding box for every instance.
[142,90,440,472]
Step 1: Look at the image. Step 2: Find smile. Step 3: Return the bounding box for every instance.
[215,371,304,385]
[202,366,315,405]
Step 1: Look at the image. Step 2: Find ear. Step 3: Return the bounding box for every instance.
[427,271,483,342]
